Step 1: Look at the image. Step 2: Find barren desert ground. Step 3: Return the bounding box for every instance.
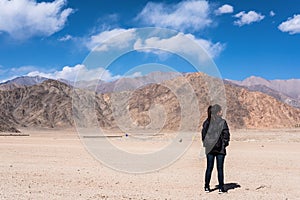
[0,128,299,200]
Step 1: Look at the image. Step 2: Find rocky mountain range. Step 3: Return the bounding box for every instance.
[1,72,181,94]
[229,76,300,99]
[63,71,182,93]
[0,76,47,91]
[1,72,300,133]
[226,76,300,108]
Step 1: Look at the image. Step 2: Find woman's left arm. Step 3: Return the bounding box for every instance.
[222,120,230,147]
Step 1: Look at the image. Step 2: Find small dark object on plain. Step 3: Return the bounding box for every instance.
[256,185,267,190]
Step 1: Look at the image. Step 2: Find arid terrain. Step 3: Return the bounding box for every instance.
[1,72,300,199]
[1,73,300,133]
[0,128,299,200]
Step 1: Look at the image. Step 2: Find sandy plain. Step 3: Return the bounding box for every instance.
[0,128,299,200]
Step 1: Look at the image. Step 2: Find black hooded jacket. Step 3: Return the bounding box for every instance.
[201,116,230,155]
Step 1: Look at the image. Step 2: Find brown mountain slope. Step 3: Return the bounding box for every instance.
[225,78,300,109]
[0,113,20,133]
[224,83,300,128]
[0,80,73,130]
[0,73,300,132]
[102,72,300,131]
[0,76,48,91]
[229,76,300,100]
[0,79,114,132]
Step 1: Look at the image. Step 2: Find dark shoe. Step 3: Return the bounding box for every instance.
[204,187,211,193]
[218,187,226,194]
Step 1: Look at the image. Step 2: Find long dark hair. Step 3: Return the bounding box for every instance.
[210,104,222,121]
[207,105,212,122]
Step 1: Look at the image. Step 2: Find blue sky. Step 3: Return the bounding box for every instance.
[0,0,299,82]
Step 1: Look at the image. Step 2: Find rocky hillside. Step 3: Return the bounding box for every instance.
[73,71,181,94]
[0,76,47,91]
[226,76,300,108]
[123,72,300,130]
[0,80,72,131]
[229,76,300,99]
[1,73,300,132]
[0,79,114,132]
[168,73,300,129]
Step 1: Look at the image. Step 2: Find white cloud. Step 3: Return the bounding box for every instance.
[270,11,276,17]
[278,14,300,34]
[187,35,224,58]
[26,64,145,82]
[234,11,265,26]
[85,28,136,51]
[27,64,120,82]
[136,0,212,32]
[59,34,72,41]
[0,65,39,83]
[85,28,223,59]
[10,65,37,74]
[0,0,73,39]
[133,32,224,61]
[215,4,233,15]
[0,64,143,83]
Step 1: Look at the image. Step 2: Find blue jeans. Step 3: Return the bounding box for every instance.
[205,153,225,189]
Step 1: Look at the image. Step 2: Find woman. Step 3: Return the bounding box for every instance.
[202,104,230,194]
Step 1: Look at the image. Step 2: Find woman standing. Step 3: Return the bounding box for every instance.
[202,104,230,193]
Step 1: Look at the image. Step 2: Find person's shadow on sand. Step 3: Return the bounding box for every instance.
[213,183,241,192]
